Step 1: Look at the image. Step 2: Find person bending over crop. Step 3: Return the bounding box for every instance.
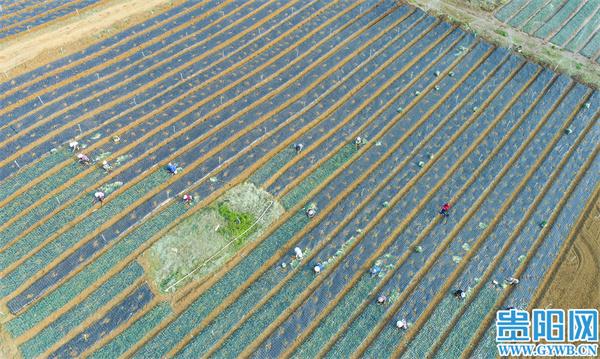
[167,162,178,175]
[94,191,105,205]
[440,202,451,217]
[77,153,91,165]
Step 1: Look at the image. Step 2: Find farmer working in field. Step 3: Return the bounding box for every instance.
[94,191,105,205]
[167,162,178,175]
[440,202,451,217]
[77,153,91,165]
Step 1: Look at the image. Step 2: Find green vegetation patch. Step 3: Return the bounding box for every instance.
[140,183,284,293]
[281,143,357,209]
[248,148,295,186]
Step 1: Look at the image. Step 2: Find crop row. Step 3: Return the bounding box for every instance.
[1,0,255,134]
[504,0,547,28]
[5,203,187,335]
[196,36,482,355]
[0,164,105,249]
[533,0,587,39]
[2,170,169,302]
[0,0,344,250]
[129,109,386,357]
[550,0,600,46]
[0,0,79,28]
[472,144,600,358]
[6,0,395,313]
[0,149,70,203]
[89,301,172,359]
[494,0,529,22]
[281,56,539,359]
[16,262,144,358]
[0,0,287,168]
[0,0,352,256]
[495,0,600,61]
[564,8,600,52]
[0,0,213,99]
[0,0,372,239]
[275,16,456,202]
[384,73,573,357]
[267,15,464,197]
[580,30,600,58]
[47,283,153,358]
[430,117,598,358]
[212,38,510,358]
[279,58,534,359]
[174,32,477,357]
[5,6,398,332]
[0,0,295,179]
[0,0,48,17]
[0,0,226,111]
[521,0,565,34]
[363,84,595,358]
[288,43,511,359]
[0,0,101,40]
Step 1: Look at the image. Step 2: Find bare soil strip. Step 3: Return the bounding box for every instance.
[0,0,183,78]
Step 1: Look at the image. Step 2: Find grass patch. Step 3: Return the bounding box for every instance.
[140,183,284,293]
[217,203,257,249]
[495,29,507,37]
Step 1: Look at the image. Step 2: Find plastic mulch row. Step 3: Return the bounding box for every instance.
[16,262,144,358]
[47,283,154,359]
[6,0,391,313]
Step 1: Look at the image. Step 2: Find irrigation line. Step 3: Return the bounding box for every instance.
[164,200,275,293]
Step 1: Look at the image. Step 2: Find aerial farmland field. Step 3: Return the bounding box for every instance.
[0,0,598,358]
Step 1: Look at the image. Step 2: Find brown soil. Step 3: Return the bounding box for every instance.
[401,0,600,88]
[534,189,600,311]
[0,0,184,79]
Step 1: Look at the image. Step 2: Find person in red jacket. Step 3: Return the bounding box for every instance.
[440,202,451,217]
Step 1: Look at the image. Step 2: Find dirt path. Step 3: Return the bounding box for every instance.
[534,190,600,311]
[402,0,600,88]
[0,0,184,79]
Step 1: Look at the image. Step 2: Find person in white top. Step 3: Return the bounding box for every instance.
[77,153,91,165]
[94,191,105,205]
